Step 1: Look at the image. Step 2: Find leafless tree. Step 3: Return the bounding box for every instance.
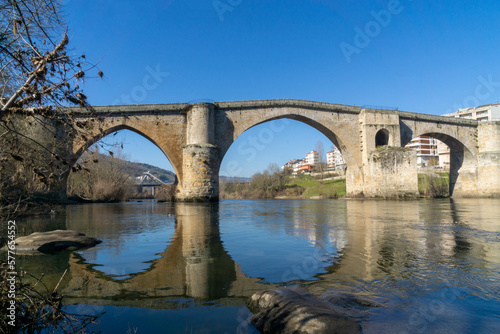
[0,0,103,209]
[0,0,101,114]
[315,141,326,184]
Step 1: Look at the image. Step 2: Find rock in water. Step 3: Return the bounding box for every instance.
[247,287,362,334]
[4,230,102,253]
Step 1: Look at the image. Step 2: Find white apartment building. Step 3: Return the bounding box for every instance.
[281,159,301,171]
[327,146,346,170]
[327,150,335,168]
[447,103,500,122]
[405,136,439,167]
[334,148,346,170]
[305,150,319,165]
[436,103,500,167]
[437,141,450,168]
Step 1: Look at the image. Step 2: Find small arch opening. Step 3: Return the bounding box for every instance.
[375,129,390,147]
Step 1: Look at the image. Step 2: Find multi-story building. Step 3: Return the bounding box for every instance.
[333,147,346,170]
[305,150,319,165]
[437,141,450,168]
[327,146,346,170]
[294,164,314,173]
[284,147,346,174]
[405,136,439,167]
[292,159,306,173]
[281,159,302,171]
[436,103,500,167]
[327,150,335,168]
[447,103,500,122]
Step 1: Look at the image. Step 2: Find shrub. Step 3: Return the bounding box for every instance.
[419,173,449,198]
[0,261,101,333]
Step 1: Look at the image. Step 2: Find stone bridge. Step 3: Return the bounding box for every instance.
[66,99,500,200]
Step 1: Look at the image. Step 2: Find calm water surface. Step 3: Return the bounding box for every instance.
[14,199,500,333]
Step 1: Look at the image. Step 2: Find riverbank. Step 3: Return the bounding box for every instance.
[220,175,347,200]
[221,171,451,200]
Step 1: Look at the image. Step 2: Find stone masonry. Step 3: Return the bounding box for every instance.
[62,99,499,200]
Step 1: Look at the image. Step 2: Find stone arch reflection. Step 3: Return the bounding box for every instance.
[61,202,269,304]
[18,199,496,314]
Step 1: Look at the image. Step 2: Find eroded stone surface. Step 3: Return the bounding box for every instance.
[248,287,362,334]
[3,230,101,253]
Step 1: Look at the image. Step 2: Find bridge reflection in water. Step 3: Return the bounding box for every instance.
[18,199,500,333]
[62,203,273,306]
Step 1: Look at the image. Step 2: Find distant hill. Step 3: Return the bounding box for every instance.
[121,160,176,183]
[79,152,253,184]
[86,153,176,183]
[220,176,251,183]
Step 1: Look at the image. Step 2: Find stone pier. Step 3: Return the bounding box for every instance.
[358,109,419,198]
[176,103,220,201]
[478,121,500,196]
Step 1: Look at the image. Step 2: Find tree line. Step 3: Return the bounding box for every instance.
[220,163,305,199]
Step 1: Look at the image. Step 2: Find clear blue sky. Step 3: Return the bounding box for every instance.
[63,0,500,177]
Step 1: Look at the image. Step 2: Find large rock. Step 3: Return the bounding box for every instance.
[3,230,102,253]
[247,287,362,334]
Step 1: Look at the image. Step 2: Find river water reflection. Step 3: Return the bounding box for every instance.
[17,199,500,333]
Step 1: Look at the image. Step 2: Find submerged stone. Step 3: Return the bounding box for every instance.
[247,287,362,334]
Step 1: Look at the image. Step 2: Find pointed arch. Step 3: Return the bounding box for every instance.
[71,124,181,178]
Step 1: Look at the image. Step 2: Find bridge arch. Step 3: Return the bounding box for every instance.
[63,123,183,198]
[406,131,476,196]
[217,113,362,174]
[71,124,181,178]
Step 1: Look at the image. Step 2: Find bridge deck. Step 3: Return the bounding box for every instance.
[68,99,478,127]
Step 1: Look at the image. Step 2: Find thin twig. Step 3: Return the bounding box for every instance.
[53,268,67,293]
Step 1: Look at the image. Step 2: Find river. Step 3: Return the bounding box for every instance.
[14,199,500,333]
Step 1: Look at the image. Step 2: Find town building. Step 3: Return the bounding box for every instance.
[437,141,450,168]
[405,136,439,167]
[327,147,346,170]
[294,164,314,173]
[447,103,500,122]
[292,159,306,173]
[435,103,500,167]
[327,150,335,168]
[305,150,319,165]
[333,147,346,170]
[281,158,302,171]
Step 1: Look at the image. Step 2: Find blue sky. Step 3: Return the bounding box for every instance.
[63,0,500,177]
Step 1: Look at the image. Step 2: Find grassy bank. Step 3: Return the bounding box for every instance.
[286,175,346,198]
[220,172,347,200]
[418,172,449,198]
